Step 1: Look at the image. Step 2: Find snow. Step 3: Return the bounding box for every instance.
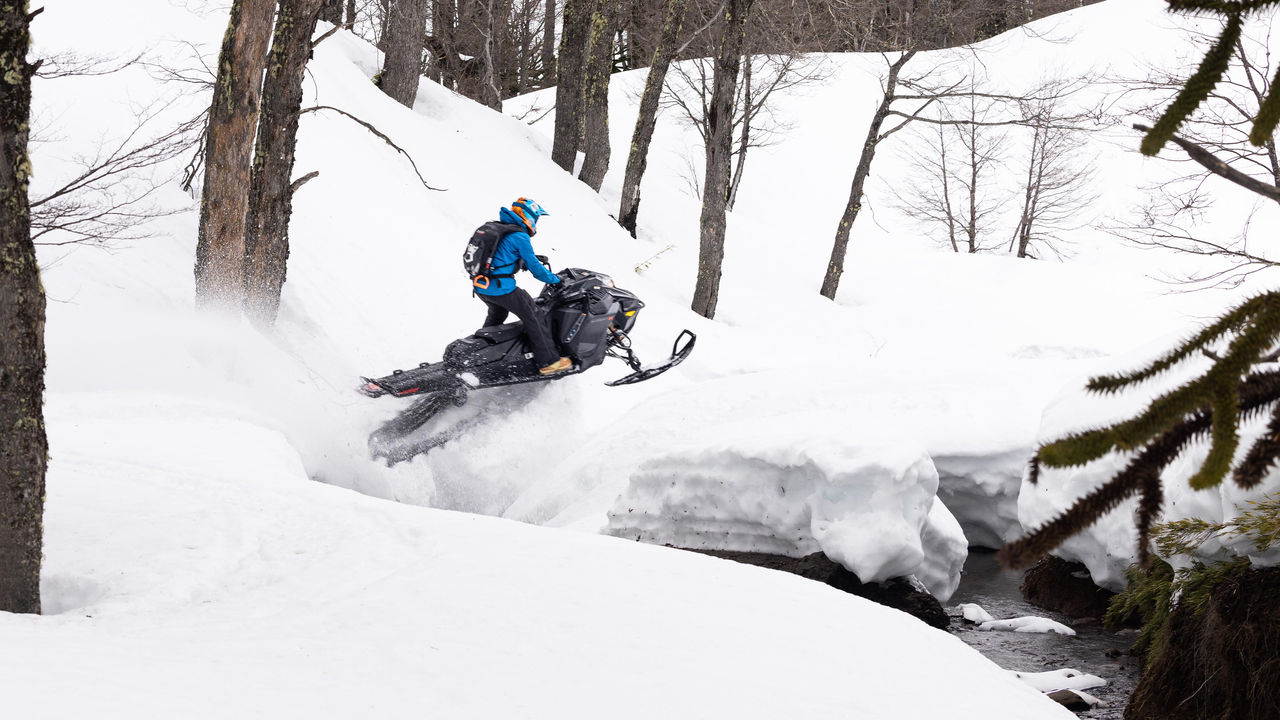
[959,603,997,624]
[980,617,1078,636]
[604,436,966,599]
[15,0,1280,714]
[16,393,1070,719]
[1017,336,1280,590]
[957,603,1075,634]
[1010,669,1108,694]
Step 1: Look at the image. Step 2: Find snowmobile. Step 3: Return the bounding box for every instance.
[359,267,695,461]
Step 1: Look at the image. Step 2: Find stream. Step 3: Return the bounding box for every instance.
[946,552,1141,719]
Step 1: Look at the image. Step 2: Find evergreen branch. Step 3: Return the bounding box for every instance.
[1001,413,1207,569]
[1249,63,1280,145]
[1141,12,1243,156]
[1038,427,1119,468]
[1004,367,1280,570]
[1234,402,1280,488]
[1137,462,1166,567]
[998,462,1151,570]
[1086,296,1262,393]
[1190,380,1240,489]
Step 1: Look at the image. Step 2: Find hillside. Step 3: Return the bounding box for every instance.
[6,0,1277,716]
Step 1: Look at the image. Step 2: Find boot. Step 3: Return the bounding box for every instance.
[539,357,572,375]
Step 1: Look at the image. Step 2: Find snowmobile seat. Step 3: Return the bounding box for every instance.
[474,322,524,344]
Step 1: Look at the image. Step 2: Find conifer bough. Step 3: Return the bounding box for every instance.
[999,296,1280,569]
[1141,0,1280,155]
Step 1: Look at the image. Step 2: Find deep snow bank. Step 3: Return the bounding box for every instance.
[605,438,967,600]
[1018,338,1280,590]
[8,393,1075,720]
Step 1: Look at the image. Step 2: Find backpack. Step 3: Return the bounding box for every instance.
[463,221,523,287]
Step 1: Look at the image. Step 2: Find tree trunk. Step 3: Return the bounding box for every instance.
[618,0,688,236]
[432,0,459,87]
[0,1,45,616]
[378,0,430,107]
[551,0,592,171]
[346,0,356,28]
[577,0,621,191]
[540,0,556,88]
[938,124,958,253]
[691,0,752,320]
[477,0,504,109]
[244,0,324,326]
[320,0,343,24]
[194,0,277,310]
[966,121,978,253]
[819,50,913,300]
[727,55,751,210]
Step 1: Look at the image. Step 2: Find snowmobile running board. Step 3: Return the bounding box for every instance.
[359,329,695,398]
[606,329,696,387]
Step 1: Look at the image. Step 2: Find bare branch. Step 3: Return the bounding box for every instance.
[290,170,320,195]
[1134,122,1280,203]
[312,24,341,49]
[300,105,445,191]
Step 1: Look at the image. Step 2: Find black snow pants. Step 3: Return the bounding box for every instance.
[479,288,561,367]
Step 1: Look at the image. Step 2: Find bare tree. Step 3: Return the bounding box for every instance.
[664,47,828,207]
[893,119,963,252]
[378,0,430,106]
[578,0,622,190]
[0,0,45,616]
[819,50,914,299]
[244,0,326,325]
[30,100,200,247]
[618,0,690,236]
[1009,92,1096,259]
[691,0,752,319]
[1113,10,1280,286]
[195,0,276,309]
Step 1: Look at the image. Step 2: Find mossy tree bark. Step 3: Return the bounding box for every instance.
[0,0,46,615]
[320,0,343,24]
[576,0,621,191]
[819,50,912,300]
[551,0,592,172]
[244,0,324,326]
[195,0,277,310]
[539,0,556,87]
[618,0,688,236]
[690,0,752,320]
[378,0,430,107]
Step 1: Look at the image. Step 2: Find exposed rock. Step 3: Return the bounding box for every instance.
[691,549,950,629]
[1046,688,1098,712]
[1020,556,1115,620]
[1126,567,1280,720]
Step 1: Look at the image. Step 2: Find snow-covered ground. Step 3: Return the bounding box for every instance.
[10,0,1279,715]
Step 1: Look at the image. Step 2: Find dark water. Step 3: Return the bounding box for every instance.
[947,552,1141,719]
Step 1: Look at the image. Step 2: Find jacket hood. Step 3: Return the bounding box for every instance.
[499,206,535,234]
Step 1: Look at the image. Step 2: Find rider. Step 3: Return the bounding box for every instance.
[473,197,571,375]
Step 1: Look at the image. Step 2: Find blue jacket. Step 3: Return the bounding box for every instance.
[474,207,562,296]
